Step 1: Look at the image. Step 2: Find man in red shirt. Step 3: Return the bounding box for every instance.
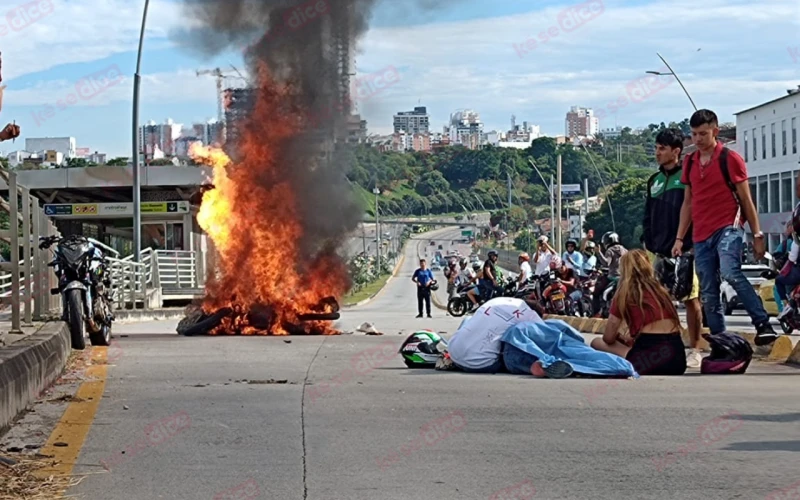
[673,109,777,346]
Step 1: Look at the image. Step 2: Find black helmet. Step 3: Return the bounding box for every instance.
[566,239,577,248]
[488,251,498,258]
[672,253,695,300]
[601,231,619,247]
[430,280,439,291]
[700,332,753,374]
[793,203,800,236]
[654,257,676,290]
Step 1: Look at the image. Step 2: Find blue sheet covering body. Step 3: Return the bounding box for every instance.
[501,319,639,378]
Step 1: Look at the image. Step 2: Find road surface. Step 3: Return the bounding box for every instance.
[3,228,800,500]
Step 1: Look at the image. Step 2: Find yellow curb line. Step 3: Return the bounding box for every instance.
[35,346,109,494]
[545,314,798,363]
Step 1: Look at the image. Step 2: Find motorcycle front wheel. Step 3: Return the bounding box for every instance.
[66,289,86,350]
[90,321,112,346]
[447,297,467,317]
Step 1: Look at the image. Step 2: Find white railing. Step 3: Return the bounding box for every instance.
[154,250,197,289]
[106,247,154,309]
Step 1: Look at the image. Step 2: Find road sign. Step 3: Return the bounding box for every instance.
[44,201,190,218]
[461,230,473,236]
[561,184,582,195]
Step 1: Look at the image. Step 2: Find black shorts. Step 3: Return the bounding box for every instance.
[626,333,686,376]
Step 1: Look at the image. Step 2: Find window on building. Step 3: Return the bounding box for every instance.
[752,128,757,161]
[783,120,787,156]
[793,118,797,154]
[762,125,766,159]
[782,171,793,212]
[772,123,776,157]
[744,130,749,162]
[770,173,780,213]
[758,175,769,213]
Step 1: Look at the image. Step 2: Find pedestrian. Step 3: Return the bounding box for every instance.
[590,250,687,376]
[412,258,434,318]
[480,251,501,302]
[672,109,777,345]
[444,259,458,299]
[643,128,704,368]
[777,183,800,320]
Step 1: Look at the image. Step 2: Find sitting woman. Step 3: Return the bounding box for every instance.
[590,249,687,376]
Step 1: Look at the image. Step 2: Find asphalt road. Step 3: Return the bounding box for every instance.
[3,227,800,500]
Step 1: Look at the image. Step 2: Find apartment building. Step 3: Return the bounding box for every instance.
[735,86,800,251]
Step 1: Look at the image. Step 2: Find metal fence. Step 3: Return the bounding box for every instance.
[0,170,61,332]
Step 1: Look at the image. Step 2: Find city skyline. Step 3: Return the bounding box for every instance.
[1,0,797,157]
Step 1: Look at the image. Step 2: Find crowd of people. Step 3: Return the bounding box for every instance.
[415,108,790,376]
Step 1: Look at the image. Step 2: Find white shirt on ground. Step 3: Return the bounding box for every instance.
[447,297,543,370]
[535,250,554,276]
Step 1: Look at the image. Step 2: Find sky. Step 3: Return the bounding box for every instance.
[1,0,799,158]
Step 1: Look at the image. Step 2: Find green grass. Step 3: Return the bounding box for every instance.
[343,273,392,306]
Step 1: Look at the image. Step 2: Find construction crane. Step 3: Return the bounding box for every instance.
[196,67,246,123]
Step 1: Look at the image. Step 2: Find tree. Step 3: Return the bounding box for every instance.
[584,177,648,248]
[107,157,128,166]
[514,228,536,254]
[65,157,88,168]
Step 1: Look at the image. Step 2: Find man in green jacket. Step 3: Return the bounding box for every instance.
[642,128,703,368]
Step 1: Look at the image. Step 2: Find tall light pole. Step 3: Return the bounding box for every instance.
[132,0,151,262]
[646,52,697,111]
[373,187,380,274]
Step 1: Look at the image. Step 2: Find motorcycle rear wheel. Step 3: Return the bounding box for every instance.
[66,289,86,350]
[447,297,467,317]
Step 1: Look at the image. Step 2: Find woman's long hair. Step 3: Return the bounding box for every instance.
[615,250,680,330]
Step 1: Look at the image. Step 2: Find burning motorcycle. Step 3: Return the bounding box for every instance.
[39,235,116,350]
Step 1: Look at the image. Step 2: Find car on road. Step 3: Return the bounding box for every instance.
[720,263,772,315]
[431,263,441,271]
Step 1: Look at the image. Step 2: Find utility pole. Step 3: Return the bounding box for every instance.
[556,154,563,252]
[549,176,555,244]
[507,172,512,233]
[374,187,380,274]
[583,178,589,238]
[132,0,151,263]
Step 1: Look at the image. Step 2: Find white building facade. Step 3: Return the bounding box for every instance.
[735,87,800,251]
[24,137,76,159]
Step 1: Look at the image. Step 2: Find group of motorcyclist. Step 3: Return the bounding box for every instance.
[441,231,627,317]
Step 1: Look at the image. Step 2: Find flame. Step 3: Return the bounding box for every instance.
[190,68,349,335]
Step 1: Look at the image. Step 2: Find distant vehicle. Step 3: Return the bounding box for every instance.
[721,263,771,315]
[438,245,443,250]
[430,241,436,246]
[431,264,441,271]
[459,225,465,229]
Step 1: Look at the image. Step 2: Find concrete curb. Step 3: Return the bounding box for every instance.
[343,241,408,309]
[544,314,799,363]
[0,321,70,433]
[114,308,186,322]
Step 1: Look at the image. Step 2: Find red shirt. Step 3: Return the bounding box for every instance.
[610,291,677,338]
[680,141,748,242]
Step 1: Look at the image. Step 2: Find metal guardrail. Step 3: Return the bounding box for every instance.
[0,170,61,331]
[155,250,196,288]
[106,248,152,309]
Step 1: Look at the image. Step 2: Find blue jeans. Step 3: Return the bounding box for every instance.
[501,342,538,374]
[458,356,505,374]
[695,226,769,333]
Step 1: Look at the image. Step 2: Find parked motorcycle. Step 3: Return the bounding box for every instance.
[592,268,617,319]
[39,235,116,350]
[540,270,572,315]
[447,276,517,317]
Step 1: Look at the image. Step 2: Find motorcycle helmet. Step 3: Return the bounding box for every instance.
[671,253,695,301]
[566,239,577,249]
[585,241,596,251]
[488,251,498,258]
[601,231,619,247]
[430,280,439,291]
[654,256,677,291]
[459,257,468,266]
[792,203,800,236]
[700,332,753,374]
[399,330,447,368]
[472,262,481,270]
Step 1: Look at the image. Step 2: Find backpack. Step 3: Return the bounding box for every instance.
[684,147,740,204]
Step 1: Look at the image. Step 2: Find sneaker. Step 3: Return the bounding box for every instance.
[754,322,779,346]
[543,360,574,379]
[427,314,432,318]
[415,314,423,318]
[778,305,793,321]
[686,349,702,368]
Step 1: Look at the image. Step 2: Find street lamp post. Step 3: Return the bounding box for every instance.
[373,187,380,275]
[132,0,151,262]
[646,52,697,111]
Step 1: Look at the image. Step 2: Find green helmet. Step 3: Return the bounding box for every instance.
[399,330,447,368]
